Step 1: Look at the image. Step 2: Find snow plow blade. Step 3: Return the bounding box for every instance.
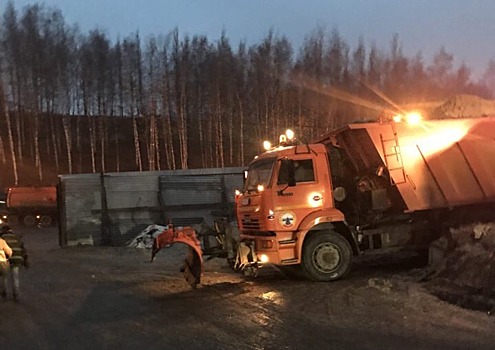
[151,226,203,289]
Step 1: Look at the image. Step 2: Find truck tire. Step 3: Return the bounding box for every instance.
[301,231,353,281]
[7,215,19,226]
[40,215,53,227]
[23,215,36,227]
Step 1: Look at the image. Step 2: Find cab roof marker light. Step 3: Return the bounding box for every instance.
[263,140,272,151]
[285,129,295,141]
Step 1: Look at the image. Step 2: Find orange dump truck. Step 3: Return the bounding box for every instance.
[5,186,57,226]
[153,116,495,285]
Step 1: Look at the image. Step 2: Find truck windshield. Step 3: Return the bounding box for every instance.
[243,157,276,191]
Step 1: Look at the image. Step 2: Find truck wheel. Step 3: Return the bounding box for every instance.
[7,215,19,226]
[301,231,353,281]
[23,215,36,227]
[40,215,53,226]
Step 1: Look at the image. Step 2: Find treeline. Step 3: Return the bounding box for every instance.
[0,2,493,187]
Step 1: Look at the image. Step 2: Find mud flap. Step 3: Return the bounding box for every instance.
[151,226,203,288]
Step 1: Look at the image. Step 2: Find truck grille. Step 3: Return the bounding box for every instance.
[241,214,262,230]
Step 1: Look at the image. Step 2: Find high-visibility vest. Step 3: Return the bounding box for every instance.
[1,233,26,267]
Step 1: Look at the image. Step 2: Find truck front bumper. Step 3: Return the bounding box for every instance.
[239,233,299,266]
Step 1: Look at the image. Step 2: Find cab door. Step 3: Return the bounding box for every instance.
[271,153,329,231]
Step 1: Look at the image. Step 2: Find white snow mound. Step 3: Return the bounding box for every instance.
[127,224,168,249]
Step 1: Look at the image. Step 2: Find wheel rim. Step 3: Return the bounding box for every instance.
[23,215,35,226]
[40,216,52,226]
[312,242,341,273]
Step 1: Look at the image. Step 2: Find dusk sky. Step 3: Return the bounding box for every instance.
[6,0,495,78]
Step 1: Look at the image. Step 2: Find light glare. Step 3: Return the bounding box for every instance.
[263,140,272,151]
[406,112,422,125]
[307,192,323,208]
[285,129,295,140]
[259,254,269,263]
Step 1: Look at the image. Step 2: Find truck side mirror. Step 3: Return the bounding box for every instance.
[282,159,296,187]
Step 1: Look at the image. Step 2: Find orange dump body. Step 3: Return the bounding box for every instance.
[7,186,57,209]
[317,117,495,211]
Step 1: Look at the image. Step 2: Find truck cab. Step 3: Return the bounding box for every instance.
[235,135,356,281]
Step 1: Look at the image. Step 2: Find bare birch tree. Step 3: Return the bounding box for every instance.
[0,81,18,184]
[172,29,189,169]
[62,116,72,174]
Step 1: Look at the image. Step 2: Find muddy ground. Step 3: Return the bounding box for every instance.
[1,227,495,350]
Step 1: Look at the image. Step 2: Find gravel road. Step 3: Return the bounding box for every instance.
[1,227,494,350]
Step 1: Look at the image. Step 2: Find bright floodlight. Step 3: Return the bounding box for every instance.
[285,129,295,141]
[405,112,422,125]
[263,140,272,151]
[392,114,402,123]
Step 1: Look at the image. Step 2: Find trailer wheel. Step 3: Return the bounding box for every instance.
[301,231,353,281]
[7,215,18,226]
[23,215,36,227]
[40,215,53,227]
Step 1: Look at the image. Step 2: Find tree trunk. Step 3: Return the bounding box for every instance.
[0,136,6,164]
[89,116,96,173]
[49,113,60,174]
[132,116,142,171]
[114,118,120,172]
[34,113,42,180]
[0,83,18,185]
[99,116,106,173]
[237,93,245,165]
[62,116,73,174]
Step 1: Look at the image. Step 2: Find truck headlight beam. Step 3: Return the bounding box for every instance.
[259,254,269,263]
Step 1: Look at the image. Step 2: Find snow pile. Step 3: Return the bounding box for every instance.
[127,224,168,249]
[427,222,495,294]
[435,94,495,118]
[126,223,207,249]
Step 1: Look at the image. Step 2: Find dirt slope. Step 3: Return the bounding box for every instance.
[426,223,495,311]
[431,94,495,118]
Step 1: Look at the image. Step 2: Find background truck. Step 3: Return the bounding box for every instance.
[152,115,495,285]
[3,186,57,226]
